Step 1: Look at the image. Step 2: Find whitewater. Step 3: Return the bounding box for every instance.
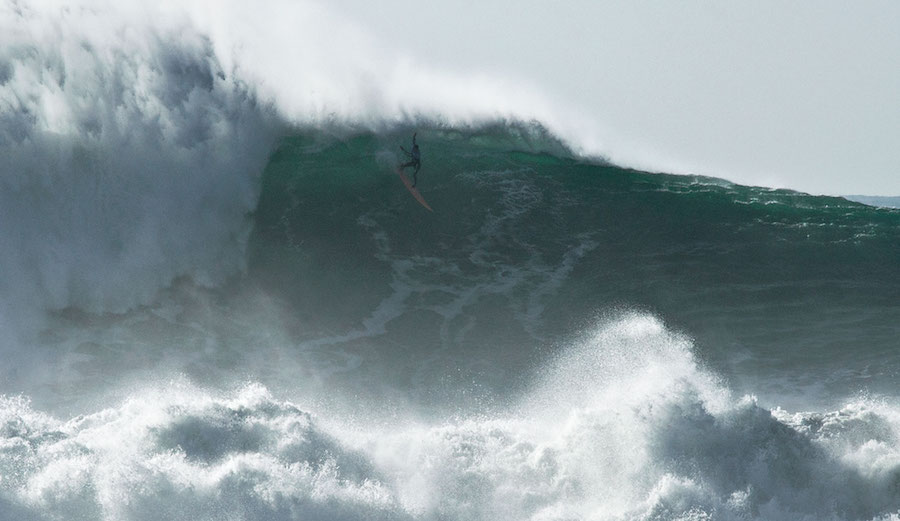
[2,2,900,520]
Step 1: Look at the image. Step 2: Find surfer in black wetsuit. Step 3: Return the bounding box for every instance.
[400,132,421,187]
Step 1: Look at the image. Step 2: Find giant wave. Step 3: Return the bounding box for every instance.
[1,125,897,521]
[2,2,900,521]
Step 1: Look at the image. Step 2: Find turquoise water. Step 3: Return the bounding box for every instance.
[251,127,900,410]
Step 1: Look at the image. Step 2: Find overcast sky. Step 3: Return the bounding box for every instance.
[331,1,899,196]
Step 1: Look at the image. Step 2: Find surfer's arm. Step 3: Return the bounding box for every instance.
[400,146,411,157]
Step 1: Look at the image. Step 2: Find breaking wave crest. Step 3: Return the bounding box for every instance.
[0,1,278,329]
[0,0,591,338]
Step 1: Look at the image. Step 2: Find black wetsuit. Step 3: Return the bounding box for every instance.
[400,133,421,187]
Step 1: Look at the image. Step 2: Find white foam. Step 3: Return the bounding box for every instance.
[0,1,279,334]
[3,316,899,521]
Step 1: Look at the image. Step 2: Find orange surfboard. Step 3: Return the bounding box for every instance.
[396,167,433,212]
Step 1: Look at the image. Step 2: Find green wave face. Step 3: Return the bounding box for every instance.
[250,127,900,409]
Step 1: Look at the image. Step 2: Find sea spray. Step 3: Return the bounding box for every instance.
[2,316,899,520]
[0,1,278,326]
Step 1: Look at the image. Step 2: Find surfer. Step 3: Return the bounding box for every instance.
[400,133,421,187]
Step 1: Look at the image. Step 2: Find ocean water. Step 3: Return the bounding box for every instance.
[2,3,900,521]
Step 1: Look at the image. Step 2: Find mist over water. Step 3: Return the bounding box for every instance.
[2,2,900,520]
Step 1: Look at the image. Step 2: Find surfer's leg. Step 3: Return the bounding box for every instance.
[412,164,420,187]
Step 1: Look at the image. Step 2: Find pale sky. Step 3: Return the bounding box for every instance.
[333,1,900,196]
